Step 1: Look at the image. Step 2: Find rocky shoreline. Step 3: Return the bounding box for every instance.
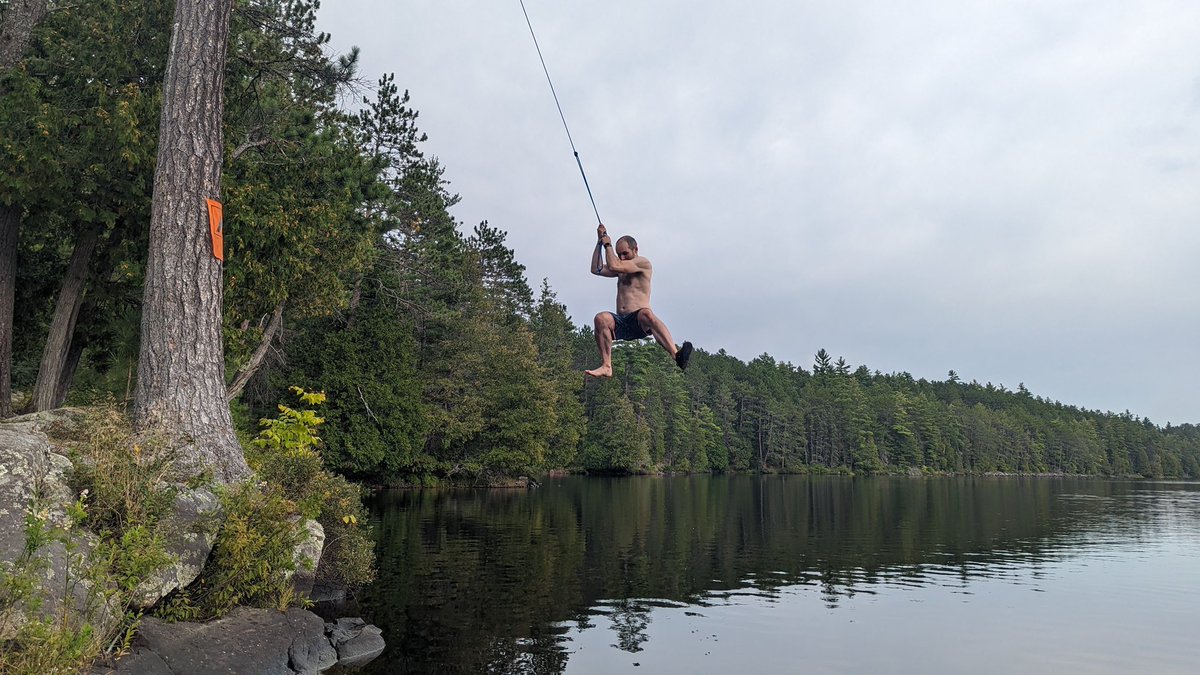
[0,410,384,674]
[89,608,383,675]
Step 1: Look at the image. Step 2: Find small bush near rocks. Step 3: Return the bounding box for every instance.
[156,482,305,621]
[157,387,375,622]
[67,405,179,531]
[248,387,375,590]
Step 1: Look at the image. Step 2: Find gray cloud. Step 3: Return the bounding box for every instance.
[319,0,1200,424]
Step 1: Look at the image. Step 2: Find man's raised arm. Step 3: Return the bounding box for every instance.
[602,244,647,275]
[591,223,617,277]
[590,239,610,276]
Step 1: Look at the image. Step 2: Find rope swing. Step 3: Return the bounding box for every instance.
[519,0,602,226]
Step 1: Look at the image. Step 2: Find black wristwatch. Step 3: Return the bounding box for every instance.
[603,242,612,247]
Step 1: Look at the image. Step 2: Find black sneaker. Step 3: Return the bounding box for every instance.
[675,341,693,370]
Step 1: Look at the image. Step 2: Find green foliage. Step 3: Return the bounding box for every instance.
[580,373,651,473]
[252,386,327,456]
[565,340,1200,479]
[468,221,534,321]
[530,281,586,467]
[4,0,383,407]
[160,385,376,620]
[5,0,170,398]
[157,482,304,621]
[249,387,376,585]
[98,524,171,596]
[313,476,376,590]
[280,274,429,480]
[64,405,178,530]
[221,1,377,374]
[6,0,597,486]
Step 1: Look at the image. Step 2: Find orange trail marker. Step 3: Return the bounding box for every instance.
[206,198,224,261]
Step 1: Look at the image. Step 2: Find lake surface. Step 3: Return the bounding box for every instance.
[337,477,1200,674]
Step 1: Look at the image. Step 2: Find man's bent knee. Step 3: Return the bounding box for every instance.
[594,312,615,331]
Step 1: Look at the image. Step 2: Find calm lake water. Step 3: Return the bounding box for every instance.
[336,477,1200,674]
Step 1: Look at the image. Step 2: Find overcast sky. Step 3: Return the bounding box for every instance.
[316,1,1200,426]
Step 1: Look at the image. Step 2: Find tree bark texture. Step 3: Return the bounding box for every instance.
[0,0,48,68]
[30,225,100,411]
[134,0,249,482]
[0,206,18,418]
[225,300,284,403]
[52,334,84,409]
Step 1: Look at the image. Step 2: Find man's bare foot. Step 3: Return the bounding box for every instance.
[584,365,613,378]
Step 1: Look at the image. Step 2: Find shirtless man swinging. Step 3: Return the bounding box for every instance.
[585,223,692,378]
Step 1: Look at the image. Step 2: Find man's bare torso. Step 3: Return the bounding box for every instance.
[616,257,652,315]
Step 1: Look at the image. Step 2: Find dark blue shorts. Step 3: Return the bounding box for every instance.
[611,310,649,342]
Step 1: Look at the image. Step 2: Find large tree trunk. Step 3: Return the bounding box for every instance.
[0,0,51,419]
[52,333,84,409]
[0,0,48,67]
[225,300,284,403]
[29,225,101,411]
[134,0,249,482]
[0,207,17,418]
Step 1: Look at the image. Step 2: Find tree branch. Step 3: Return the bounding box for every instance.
[226,300,285,402]
[357,385,380,425]
[230,135,272,162]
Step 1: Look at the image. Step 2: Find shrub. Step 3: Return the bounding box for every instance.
[158,386,376,621]
[65,405,178,531]
[247,387,375,589]
[156,482,304,621]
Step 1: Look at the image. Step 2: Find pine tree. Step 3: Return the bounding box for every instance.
[282,264,428,480]
[580,380,650,473]
[134,0,248,481]
[530,280,584,469]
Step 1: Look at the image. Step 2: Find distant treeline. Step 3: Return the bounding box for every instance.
[6,1,1196,483]
[577,344,1200,478]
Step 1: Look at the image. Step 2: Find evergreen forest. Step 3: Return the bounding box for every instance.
[4,0,1198,484]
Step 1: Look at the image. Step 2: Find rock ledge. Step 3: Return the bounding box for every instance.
[93,607,382,674]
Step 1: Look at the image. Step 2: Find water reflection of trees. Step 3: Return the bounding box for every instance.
[349,477,1191,674]
[603,599,651,653]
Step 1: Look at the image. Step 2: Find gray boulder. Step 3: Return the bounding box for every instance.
[308,581,346,603]
[288,517,325,598]
[326,617,386,667]
[132,486,223,608]
[288,627,339,674]
[117,607,334,675]
[0,409,223,616]
[0,417,118,640]
[3,406,89,431]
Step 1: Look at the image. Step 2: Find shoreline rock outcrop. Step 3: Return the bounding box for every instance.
[92,607,383,674]
[2,409,385,673]
[0,410,118,640]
